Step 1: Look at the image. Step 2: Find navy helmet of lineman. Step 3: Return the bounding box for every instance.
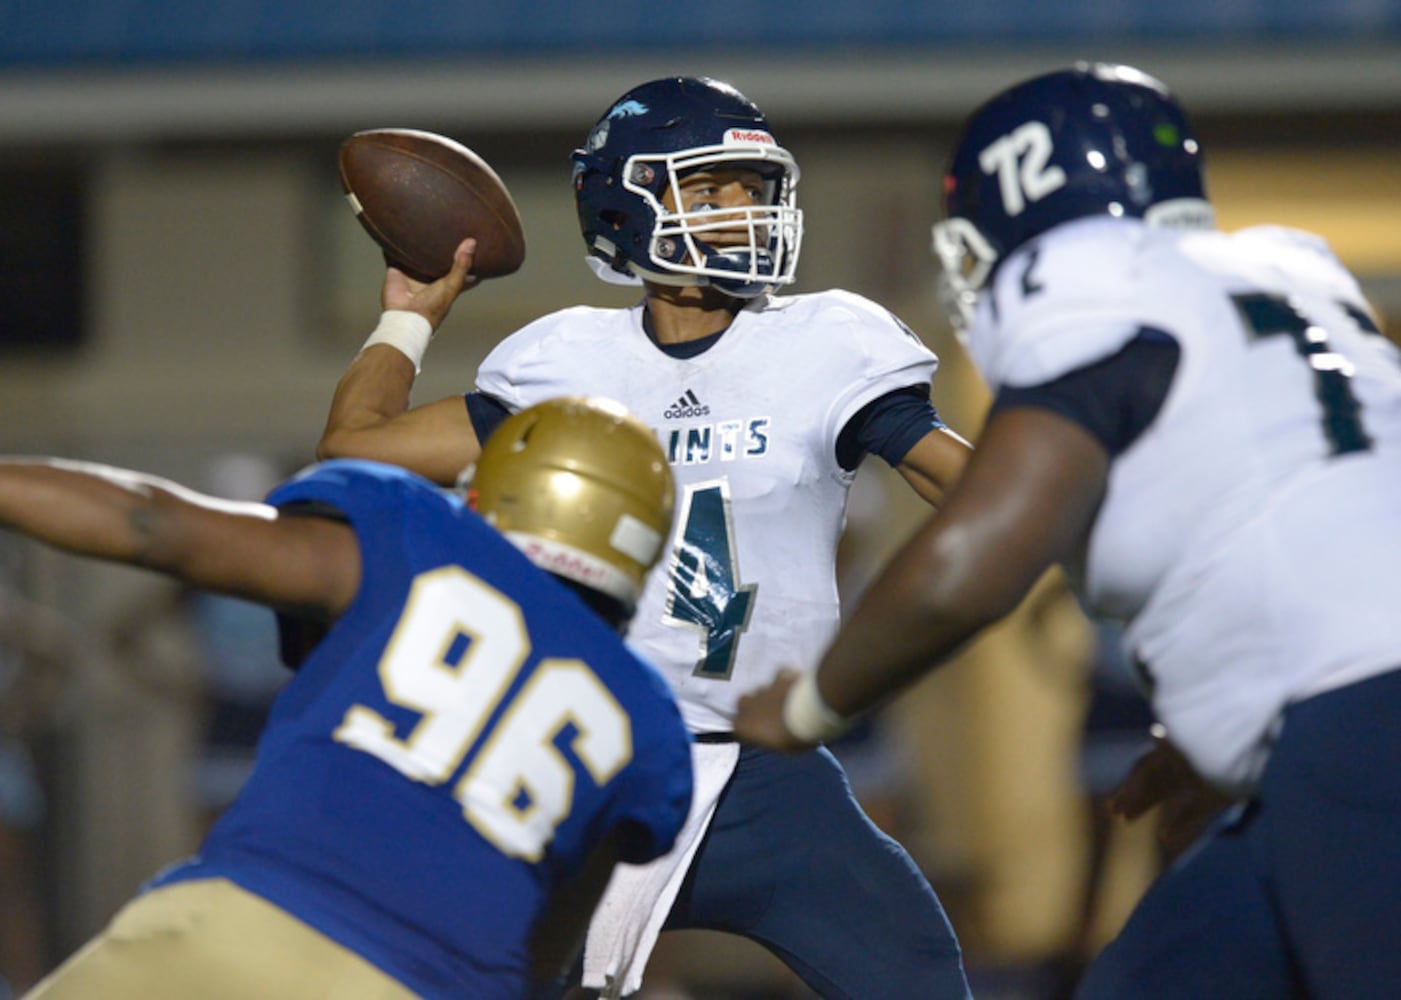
[572,76,804,299]
[934,61,1217,329]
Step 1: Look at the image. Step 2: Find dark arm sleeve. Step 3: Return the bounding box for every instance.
[270,500,349,669]
[465,391,514,444]
[990,327,1181,458]
[835,385,947,471]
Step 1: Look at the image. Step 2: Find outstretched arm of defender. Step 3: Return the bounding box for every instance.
[0,459,360,619]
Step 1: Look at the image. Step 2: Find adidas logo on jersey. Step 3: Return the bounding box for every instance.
[664,390,711,419]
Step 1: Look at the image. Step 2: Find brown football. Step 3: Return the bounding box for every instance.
[339,128,526,282]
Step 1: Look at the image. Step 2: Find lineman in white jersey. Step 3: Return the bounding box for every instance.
[982,218,1401,795]
[736,63,1401,998]
[319,77,973,999]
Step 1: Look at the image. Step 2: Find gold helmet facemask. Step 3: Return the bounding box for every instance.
[464,396,675,608]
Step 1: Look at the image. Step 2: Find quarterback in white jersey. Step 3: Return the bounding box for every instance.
[320,77,973,999]
[737,62,1401,999]
[477,289,939,732]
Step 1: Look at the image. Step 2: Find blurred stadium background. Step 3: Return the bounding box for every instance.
[0,3,1398,997]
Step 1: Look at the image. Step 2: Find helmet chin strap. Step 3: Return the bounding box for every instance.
[638,260,774,299]
[706,250,777,298]
[584,242,777,299]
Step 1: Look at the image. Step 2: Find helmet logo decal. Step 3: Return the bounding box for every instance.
[608,100,649,119]
[977,122,1067,217]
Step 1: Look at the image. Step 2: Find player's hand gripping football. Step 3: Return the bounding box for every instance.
[382,237,478,332]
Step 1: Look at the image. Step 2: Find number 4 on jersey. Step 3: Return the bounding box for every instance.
[663,480,755,680]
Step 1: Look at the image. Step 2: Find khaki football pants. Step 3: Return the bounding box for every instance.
[24,878,419,999]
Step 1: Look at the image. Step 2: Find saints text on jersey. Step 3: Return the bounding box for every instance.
[659,404,770,466]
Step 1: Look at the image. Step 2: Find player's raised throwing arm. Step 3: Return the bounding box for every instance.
[318,239,485,486]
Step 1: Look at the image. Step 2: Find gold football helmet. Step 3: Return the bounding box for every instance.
[467,396,674,607]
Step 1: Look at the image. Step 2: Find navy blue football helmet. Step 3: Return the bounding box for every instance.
[933,62,1214,327]
[572,76,803,298]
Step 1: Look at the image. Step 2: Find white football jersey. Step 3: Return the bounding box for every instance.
[971,216,1401,792]
[478,291,939,732]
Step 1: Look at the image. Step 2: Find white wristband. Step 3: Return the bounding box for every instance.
[781,670,852,745]
[361,310,434,374]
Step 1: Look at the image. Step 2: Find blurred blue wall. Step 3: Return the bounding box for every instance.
[5,0,1400,68]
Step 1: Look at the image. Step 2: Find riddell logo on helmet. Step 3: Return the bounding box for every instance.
[517,539,610,587]
[725,129,775,146]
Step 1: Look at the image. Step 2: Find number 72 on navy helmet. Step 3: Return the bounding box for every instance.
[933,62,1215,329]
